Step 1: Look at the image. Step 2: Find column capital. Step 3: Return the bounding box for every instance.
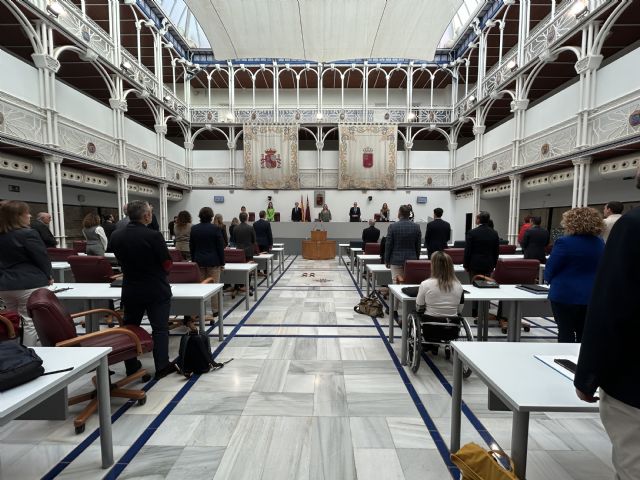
[79,48,99,63]
[316,141,324,150]
[227,141,236,150]
[572,157,592,166]
[448,142,458,152]
[183,141,194,150]
[154,124,167,135]
[159,183,168,190]
[508,174,522,182]
[117,173,130,180]
[43,155,63,165]
[404,142,413,151]
[31,54,60,73]
[575,54,603,75]
[472,184,481,193]
[109,98,128,111]
[472,125,486,136]
[510,99,529,112]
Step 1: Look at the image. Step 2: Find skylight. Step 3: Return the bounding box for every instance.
[157,0,210,49]
[438,0,484,49]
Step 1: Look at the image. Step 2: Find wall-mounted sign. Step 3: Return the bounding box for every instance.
[416,196,428,204]
[214,196,224,203]
[8,185,20,192]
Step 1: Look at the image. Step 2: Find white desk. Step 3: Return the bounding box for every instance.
[388,284,549,364]
[53,283,224,339]
[220,263,258,310]
[253,253,275,286]
[357,254,434,288]
[270,247,285,274]
[450,342,597,480]
[51,262,72,283]
[365,263,466,295]
[338,244,350,266]
[0,347,113,468]
[272,243,284,248]
[349,247,362,273]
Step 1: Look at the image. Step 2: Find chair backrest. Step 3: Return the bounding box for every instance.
[499,244,517,254]
[224,248,246,263]
[364,243,381,255]
[274,212,280,222]
[248,212,256,222]
[26,288,78,346]
[72,240,87,253]
[452,240,466,248]
[349,241,364,249]
[403,260,431,284]
[67,255,115,283]
[168,249,184,262]
[492,259,540,284]
[374,213,381,222]
[167,262,201,283]
[444,248,464,265]
[47,247,79,262]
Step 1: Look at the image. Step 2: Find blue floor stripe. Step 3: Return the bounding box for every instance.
[102,255,299,479]
[233,334,382,338]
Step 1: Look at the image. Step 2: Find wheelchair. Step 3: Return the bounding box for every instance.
[406,311,474,377]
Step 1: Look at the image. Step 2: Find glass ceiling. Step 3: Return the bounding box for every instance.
[156,0,484,57]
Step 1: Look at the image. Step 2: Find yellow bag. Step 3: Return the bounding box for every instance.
[451,443,519,480]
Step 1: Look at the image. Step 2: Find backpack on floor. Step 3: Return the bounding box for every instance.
[354,293,384,317]
[176,330,224,378]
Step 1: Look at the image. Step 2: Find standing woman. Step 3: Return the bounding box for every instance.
[544,207,605,343]
[174,210,192,260]
[319,204,332,222]
[379,203,391,222]
[214,213,228,247]
[266,201,276,222]
[407,204,415,221]
[229,217,240,246]
[82,212,108,256]
[0,201,53,345]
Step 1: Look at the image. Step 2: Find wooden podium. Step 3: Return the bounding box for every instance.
[302,230,336,260]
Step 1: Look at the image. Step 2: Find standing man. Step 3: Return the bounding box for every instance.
[349,202,361,222]
[463,211,500,280]
[575,167,640,480]
[424,207,451,258]
[253,210,273,253]
[234,212,256,262]
[168,216,177,238]
[109,201,175,380]
[521,216,550,264]
[602,201,623,242]
[291,202,303,222]
[30,212,57,247]
[147,204,160,231]
[102,214,116,240]
[362,219,380,243]
[384,205,422,283]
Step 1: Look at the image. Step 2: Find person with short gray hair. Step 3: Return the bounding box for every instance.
[30,211,57,247]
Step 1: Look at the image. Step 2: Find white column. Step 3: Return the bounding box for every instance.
[228,140,236,187]
[472,185,481,217]
[404,141,413,188]
[472,124,485,179]
[32,22,60,147]
[316,140,324,188]
[109,93,127,167]
[507,174,522,245]
[510,96,529,168]
[117,173,129,219]
[154,123,167,179]
[448,142,457,187]
[572,157,592,208]
[158,183,168,238]
[44,155,65,247]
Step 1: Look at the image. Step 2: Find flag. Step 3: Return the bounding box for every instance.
[305,195,311,222]
[300,195,305,222]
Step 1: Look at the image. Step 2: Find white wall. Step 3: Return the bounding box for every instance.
[479,197,510,240]
[56,81,113,135]
[165,139,186,166]
[124,118,157,153]
[524,82,579,137]
[452,194,473,240]
[455,141,475,166]
[0,49,39,104]
[483,118,514,153]
[0,176,118,207]
[596,45,640,106]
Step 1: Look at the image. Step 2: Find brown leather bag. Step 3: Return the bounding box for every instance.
[451,443,519,480]
[354,293,384,317]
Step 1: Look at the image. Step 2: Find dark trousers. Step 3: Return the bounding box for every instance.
[467,269,491,317]
[551,301,587,343]
[123,297,171,372]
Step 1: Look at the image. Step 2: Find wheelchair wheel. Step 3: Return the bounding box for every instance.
[463,366,472,378]
[407,313,422,373]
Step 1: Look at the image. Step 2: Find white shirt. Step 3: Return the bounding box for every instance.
[415,277,464,317]
[603,213,622,242]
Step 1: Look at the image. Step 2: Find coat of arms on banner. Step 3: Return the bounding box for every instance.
[261,148,281,169]
[362,147,373,168]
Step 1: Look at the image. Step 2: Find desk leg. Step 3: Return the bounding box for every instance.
[244,272,250,310]
[350,251,355,273]
[366,269,371,296]
[511,411,530,480]
[97,356,113,468]
[199,299,206,334]
[371,273,377,297]
[358,261,362,288]
[253,271,258,300]
[270,258,274,284]
[389,294,395,343]
[218,290,224,341]
[266,260,271,288]
[400,301,408,365]
[280,250,284,273]
[508,302,523,342]
[477,301,489,342]
[451,350,463,453]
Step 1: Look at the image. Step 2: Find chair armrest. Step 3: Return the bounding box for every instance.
[0,314,16,339]
[56,327,143,355]
[71,308,123,325]
[200,277,215,284]
[110,273,123,280]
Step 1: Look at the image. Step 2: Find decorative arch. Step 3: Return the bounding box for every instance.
[521,46,581,100]
[0,0,44,55]
[53,45,116,99]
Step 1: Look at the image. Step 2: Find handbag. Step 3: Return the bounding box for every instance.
[472,275,499,288]
[401,286,419,297]
[0,342,44,391]
[354,293,384,317]
[451,443,519,480]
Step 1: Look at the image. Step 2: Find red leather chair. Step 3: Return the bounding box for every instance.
[72,240,87,254]
[167,263,218,326]
[47,248,78,261]
[27,288,152,434]
[169,249,185,262]
[400,260,431,284]
[364,243,381,255]
[444,248,464,265]
[224,248,246,263]
[492,259,540,333]
[67,255,118,283]
[0,311,20,341]
[499,244,517,255]
[248,212,256,222]
[374,213,381,222]
[274,212,280,222]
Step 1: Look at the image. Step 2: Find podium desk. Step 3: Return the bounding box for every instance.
[302,230,336,260]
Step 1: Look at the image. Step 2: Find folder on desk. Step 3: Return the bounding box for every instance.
[516,284,549,294]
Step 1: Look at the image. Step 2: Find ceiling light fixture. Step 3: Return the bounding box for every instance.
[506,59,517,71]
[46,1,64,17]
[407,112,416,121]
[316,112,323,121]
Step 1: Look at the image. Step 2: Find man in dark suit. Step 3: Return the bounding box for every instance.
[463,211,500,279]
[147,204,160,231]
[291,202,303,222]
[109,201,175,380]
[575,166,640,480]
[253,210,273,253]
[521,216,549,264]
[362,219,380,243]
[234,212,256,261]
[102,214,116,240]
[384,205,422,283]
[30,212,57,247]
[349,202,361,222]
[425,207,451,258]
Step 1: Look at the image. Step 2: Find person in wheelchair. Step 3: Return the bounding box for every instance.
[415,251,463,317]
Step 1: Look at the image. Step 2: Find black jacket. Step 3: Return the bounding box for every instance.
[575,207,640,408]
[522,226,549,264]
[190,222,225,268]
[425,218,451,256]
[102,221,116,240]
[109,222,171,304]
[463,224,500,274]
[147,213,160,231]
[30,220,57,247]
[233,222,256,260]
[0,228,52,291]
[362,226,380,243]
[349,207,361,222]
[291,207,303,222]
[253,219,273,249]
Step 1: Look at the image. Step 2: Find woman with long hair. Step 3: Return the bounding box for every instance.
[82,212,107,256]
[544,207,605,342]
[266,201,275,222]
[229,217,240,246]
[174,210,192,260]
[0,200,53,345]
[415,251,463,317]
[318,204,332,222]
[214,213,228,247]
[379,203,391,222]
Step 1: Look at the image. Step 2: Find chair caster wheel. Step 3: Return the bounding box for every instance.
[107,323,115,328]
[142,373,151,382]
[75,424,86,434]
[445,347,451,360]
[501,327,507,334]
[137,396,147,406]
[523,325,530,332]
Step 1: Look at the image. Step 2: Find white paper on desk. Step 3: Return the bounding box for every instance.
[534,355,578,382]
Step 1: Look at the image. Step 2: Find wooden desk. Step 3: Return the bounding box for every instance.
[302,240,336,260]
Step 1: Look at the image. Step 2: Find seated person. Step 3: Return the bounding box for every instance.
[415,251,463,317]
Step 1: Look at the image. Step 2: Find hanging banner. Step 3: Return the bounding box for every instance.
[244,124,299,189]
[338,124,397,189]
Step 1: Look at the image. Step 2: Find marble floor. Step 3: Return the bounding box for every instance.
[0,255,615,479]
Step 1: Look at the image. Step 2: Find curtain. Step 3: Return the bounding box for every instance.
[244,124,299,189]
[338,124,397,189]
